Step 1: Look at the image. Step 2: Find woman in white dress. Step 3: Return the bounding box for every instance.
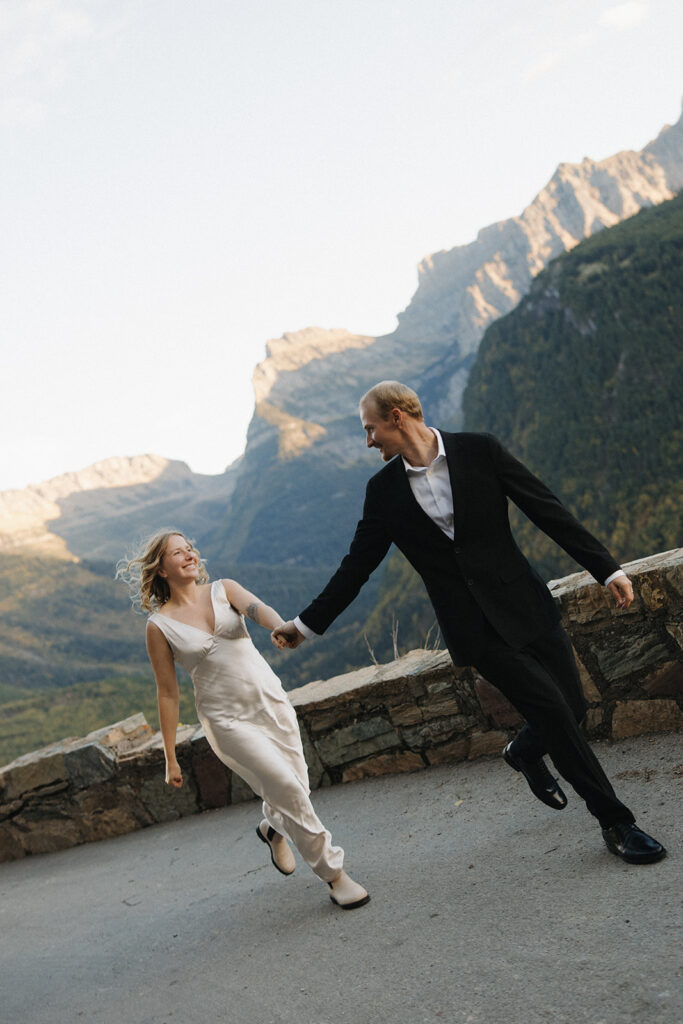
[118,529,369,910]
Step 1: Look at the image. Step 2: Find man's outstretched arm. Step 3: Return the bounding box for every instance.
[271,482,391,650]
[487,434,633,607]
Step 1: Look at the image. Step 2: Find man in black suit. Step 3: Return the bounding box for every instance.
[272,381,665,864]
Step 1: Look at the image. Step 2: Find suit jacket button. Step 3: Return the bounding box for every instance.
[467,579,474,586]
[454,547,461,553]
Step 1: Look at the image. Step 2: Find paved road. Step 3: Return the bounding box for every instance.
[1,733,681,1024]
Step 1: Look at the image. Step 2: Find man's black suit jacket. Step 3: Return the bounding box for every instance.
[300,431,621,665]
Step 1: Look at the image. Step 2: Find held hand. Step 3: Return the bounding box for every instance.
[271,621,305,650]
[608,575,634,609]
[165,760,183,788]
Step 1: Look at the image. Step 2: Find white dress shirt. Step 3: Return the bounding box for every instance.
[294,428,624,637]
[402,428,454,539]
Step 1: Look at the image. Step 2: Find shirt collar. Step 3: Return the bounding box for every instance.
[402,428,445,474]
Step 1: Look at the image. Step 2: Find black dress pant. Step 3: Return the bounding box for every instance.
[472,620,634,827]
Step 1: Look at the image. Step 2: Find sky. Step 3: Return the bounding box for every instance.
[1,0,681,491]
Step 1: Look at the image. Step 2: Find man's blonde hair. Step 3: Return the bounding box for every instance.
[359,381,423,420]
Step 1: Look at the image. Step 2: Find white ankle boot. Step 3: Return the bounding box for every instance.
[256,820,296,876]
[327,870,370,909]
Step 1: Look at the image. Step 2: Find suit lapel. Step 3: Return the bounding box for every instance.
[441,431,468,544]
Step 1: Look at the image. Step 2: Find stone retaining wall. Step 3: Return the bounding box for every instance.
[1,548,681,863]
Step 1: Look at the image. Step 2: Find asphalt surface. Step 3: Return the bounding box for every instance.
[1,732,681,1024]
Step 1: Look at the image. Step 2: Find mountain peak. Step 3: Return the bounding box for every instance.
[253,327,375,405]
[0,454,196,556]
[23,454,178,503]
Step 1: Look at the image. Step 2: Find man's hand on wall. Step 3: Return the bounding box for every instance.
[608,575,634,609]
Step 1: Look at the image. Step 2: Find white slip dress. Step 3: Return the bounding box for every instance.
[149,579,344,881]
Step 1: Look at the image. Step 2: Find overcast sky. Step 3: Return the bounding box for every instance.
[2,0,681,491]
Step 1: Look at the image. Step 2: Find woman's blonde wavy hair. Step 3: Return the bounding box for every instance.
[116,529,209,614]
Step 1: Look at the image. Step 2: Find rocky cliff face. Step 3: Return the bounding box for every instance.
[249,101,683,454]
[410,111,683,421]
[223,104,683,565]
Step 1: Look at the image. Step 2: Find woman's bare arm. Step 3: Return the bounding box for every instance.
[146,621,183,788]
[222,579,285,631]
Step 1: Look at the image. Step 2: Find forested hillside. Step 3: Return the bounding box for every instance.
[462,192,683,578]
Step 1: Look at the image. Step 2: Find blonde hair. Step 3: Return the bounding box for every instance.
[359,380,423,420]
[116,529,209,614]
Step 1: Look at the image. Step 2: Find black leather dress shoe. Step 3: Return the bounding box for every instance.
[503,742,568,810]
[601,822,667,864]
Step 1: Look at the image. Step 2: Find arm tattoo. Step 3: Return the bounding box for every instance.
[245,601,262,624]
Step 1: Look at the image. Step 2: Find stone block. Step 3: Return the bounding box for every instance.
[1,750,68,802]
[467,730,508,759]
[593,632,670,682]
[305,701,363,735]
[289,665,379,708]
[299,725,328,790]
[474,676,523,729]
[361,690,400,711]
[418,693,462,720]
[662,557,683,598]
[387,702,423,727]
[425,680,453,696]
[139,774,199,822]
[189,727,213,757]
[230,773,258,804]
[73,785,152,841]
[402,715,474,750]
[405,676,429,700]
[638,578,669,612]
[342,751,424,783]
[665,621,683,649]
[192,750,230,809]
[83,714,152,754]
[553,578,614,624]
[425,737,470,765]
[378,649,452,685]
[611,699,683,739]
[30,782,69,797]
[313,717,399,768]
[583,708,604,737]
[622,549,682,577]
[81,806,147,843]
[0,824,25,862]
[10,814,83,856]
[0,799,24,822]
[118,743,166,779]
[360,674,415,702]
[573,649,602,703]
[64,742,117,791]
[642,661,683,697]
